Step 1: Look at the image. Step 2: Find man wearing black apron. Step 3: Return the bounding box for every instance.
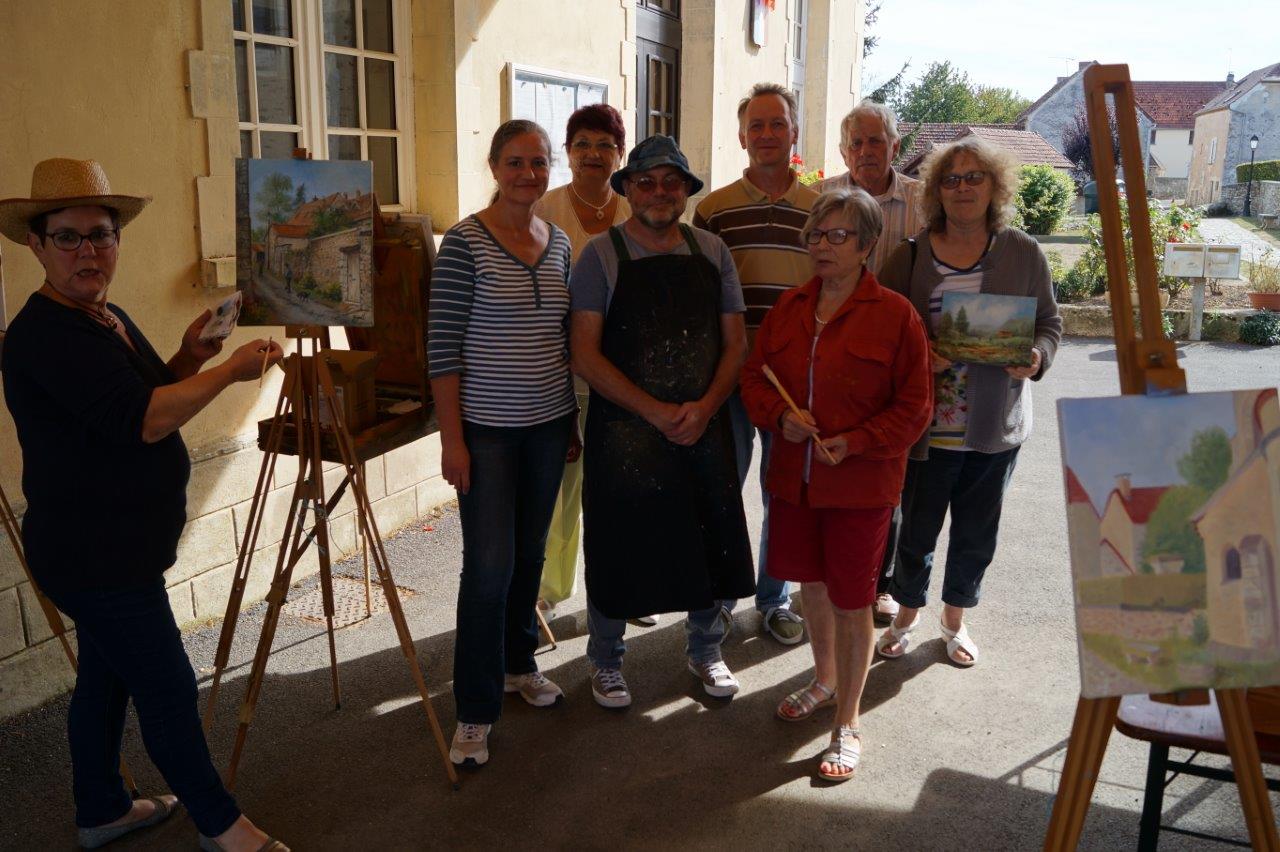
[569,136,755,707]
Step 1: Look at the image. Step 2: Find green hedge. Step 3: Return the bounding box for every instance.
[1237,159,1280,183]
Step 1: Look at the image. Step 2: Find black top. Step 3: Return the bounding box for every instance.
[2,292,189,593]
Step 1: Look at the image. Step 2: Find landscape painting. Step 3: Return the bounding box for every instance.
[237,158,375,327]
[935,292,1036,366]
[1059,389,1280,698]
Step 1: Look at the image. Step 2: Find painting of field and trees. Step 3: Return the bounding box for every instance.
[935,292,1037,366]
[1059,389,1280,698]
[236,158,375,327]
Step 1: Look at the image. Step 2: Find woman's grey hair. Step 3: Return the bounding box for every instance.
[737,82,800,128]
[801,188,884,254]
[839,99,900,150]
[487,119,552,166]
[917,136,1019,233]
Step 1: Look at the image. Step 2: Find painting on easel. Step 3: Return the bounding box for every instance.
[1059,389,1280,697]
[236,158,375,327]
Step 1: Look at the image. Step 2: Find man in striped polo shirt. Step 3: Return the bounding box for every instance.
[694,82,818,646]
[819,99,927,625]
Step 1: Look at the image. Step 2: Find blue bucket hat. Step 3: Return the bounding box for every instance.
[610,135,705,195]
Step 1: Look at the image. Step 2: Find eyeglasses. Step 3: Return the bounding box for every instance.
[805,228,855,246]
[46,228,120,251]
[570,140,620,154]
[940,170,987,190]
[629,174,688,193]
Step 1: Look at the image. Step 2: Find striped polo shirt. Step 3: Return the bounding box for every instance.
[426,215,577,427]
[693,173,817,329]
[817,169,925,276]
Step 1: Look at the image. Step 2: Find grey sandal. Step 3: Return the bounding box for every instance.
[776,679,836,721]
[817,725,862,782]
[77,796,179,849]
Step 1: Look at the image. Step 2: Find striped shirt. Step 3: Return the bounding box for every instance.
[693,174,817,329]
[426,215,577,427]
[926,245,989,449]
[817,169,925,276]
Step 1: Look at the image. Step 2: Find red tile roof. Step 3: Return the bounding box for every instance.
[1107,485,1168,525]
[1064,467,1093,509]
[1131,81,1228,128]
[897,124,1073,174]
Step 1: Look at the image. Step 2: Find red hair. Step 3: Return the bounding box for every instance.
[564,104,625,151]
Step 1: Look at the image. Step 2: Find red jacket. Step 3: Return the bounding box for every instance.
[740,270,933,509]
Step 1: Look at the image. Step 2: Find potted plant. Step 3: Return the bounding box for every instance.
[1246,257,1280,311]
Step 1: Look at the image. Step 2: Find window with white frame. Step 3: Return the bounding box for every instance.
[1209,137,1217,164]
[788,0,808,157]
[233,0,413,207]
[508,65,608,189]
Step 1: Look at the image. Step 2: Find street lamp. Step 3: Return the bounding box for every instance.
[1244,134,1259,217]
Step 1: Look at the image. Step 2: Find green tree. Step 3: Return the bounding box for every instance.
[972,86,1031,124]
[254,172,295,225]
[894,61,976,124]
[1142,485,1208,574]
[308,205,354,238]
[954,305,970,336]
[1014,165,1076,235]
[293,183,308,208]
[1177,426,1231,492]
[937,311,954,340]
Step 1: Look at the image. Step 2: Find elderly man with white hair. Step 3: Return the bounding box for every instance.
[820,100,924,277]
[819,99,926,625]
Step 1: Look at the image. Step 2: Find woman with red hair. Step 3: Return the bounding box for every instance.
[532,104,633,623]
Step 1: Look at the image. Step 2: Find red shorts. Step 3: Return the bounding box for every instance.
[766,492,893,611]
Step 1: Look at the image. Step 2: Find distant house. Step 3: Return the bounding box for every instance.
[263,190,375,307]
[1192,388,1280,652]
[1097,475,1169,576]
[1187,62,1280,207]
[1065,467,1102,579]
[1015,61,1155,185]
[1131,81,1229,179]
[895,124,1073,177]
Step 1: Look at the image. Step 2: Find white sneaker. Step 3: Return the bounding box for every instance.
[688,659,740,698]
[503,671,563,707]
[590,667,632,708]
[449,722,491,765]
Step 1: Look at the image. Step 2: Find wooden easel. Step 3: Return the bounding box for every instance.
[201,326,456,789]
[1043,64,1279,851]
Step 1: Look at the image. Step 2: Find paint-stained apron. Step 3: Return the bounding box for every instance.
[583,225,755,619]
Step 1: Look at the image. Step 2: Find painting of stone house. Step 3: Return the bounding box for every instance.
[1059,390,1280,698]
[238,158,374,327]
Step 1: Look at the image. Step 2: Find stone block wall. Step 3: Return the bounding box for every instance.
[1149,176,1188,200]
[1218,180,1280,215]
[0,432,450,719]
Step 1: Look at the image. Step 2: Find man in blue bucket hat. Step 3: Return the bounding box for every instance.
[569,136,756,708]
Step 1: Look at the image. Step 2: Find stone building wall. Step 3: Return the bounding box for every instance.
[1219,180,1280,215]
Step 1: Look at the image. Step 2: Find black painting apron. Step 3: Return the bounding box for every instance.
[583,225,755,619]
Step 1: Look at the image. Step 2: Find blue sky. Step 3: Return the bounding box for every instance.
[1058,392,1241,512]
[247,158,371,216]
[864,1,1280,101]
[943,292,1035,334]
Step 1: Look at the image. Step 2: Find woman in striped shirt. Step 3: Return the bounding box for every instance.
[427,120,580,767]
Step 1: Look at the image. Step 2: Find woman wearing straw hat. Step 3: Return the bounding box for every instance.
[0,159,286,851]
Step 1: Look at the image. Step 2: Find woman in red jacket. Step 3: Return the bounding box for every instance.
[740,187,932,782]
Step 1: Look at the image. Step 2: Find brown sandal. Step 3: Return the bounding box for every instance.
[775,679,836,721]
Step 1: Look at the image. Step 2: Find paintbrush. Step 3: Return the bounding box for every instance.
[258,336,273,387]
[761,364,838,465]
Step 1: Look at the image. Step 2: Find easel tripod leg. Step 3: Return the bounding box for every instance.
[1216,688,1280,850]
[1044,696,1119,852]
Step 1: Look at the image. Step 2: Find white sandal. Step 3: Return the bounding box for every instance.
[817,725,861,782]
[776,679,836,722]
[940,619,979,667]
[875,612,921,659]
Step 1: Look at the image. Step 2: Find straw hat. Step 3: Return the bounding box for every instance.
[0,158,151,244]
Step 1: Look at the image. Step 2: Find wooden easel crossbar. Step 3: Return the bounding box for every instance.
[1042,63,1278,851]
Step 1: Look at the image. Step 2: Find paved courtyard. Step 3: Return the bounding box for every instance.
[2,339,1277,850]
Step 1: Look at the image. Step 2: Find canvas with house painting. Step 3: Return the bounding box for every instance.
[1058,389,1280,698]
[236,158,375,327]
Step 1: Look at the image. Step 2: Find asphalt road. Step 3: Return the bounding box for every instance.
[2,338,1277,851]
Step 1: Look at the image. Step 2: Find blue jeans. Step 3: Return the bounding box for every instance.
[43,578,241,836]
[453,414,572,724]
[586,597,733,669]
[727,391,789,611]
[890,446,1020,609]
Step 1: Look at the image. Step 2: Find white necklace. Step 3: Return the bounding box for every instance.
[569,183,613,221]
